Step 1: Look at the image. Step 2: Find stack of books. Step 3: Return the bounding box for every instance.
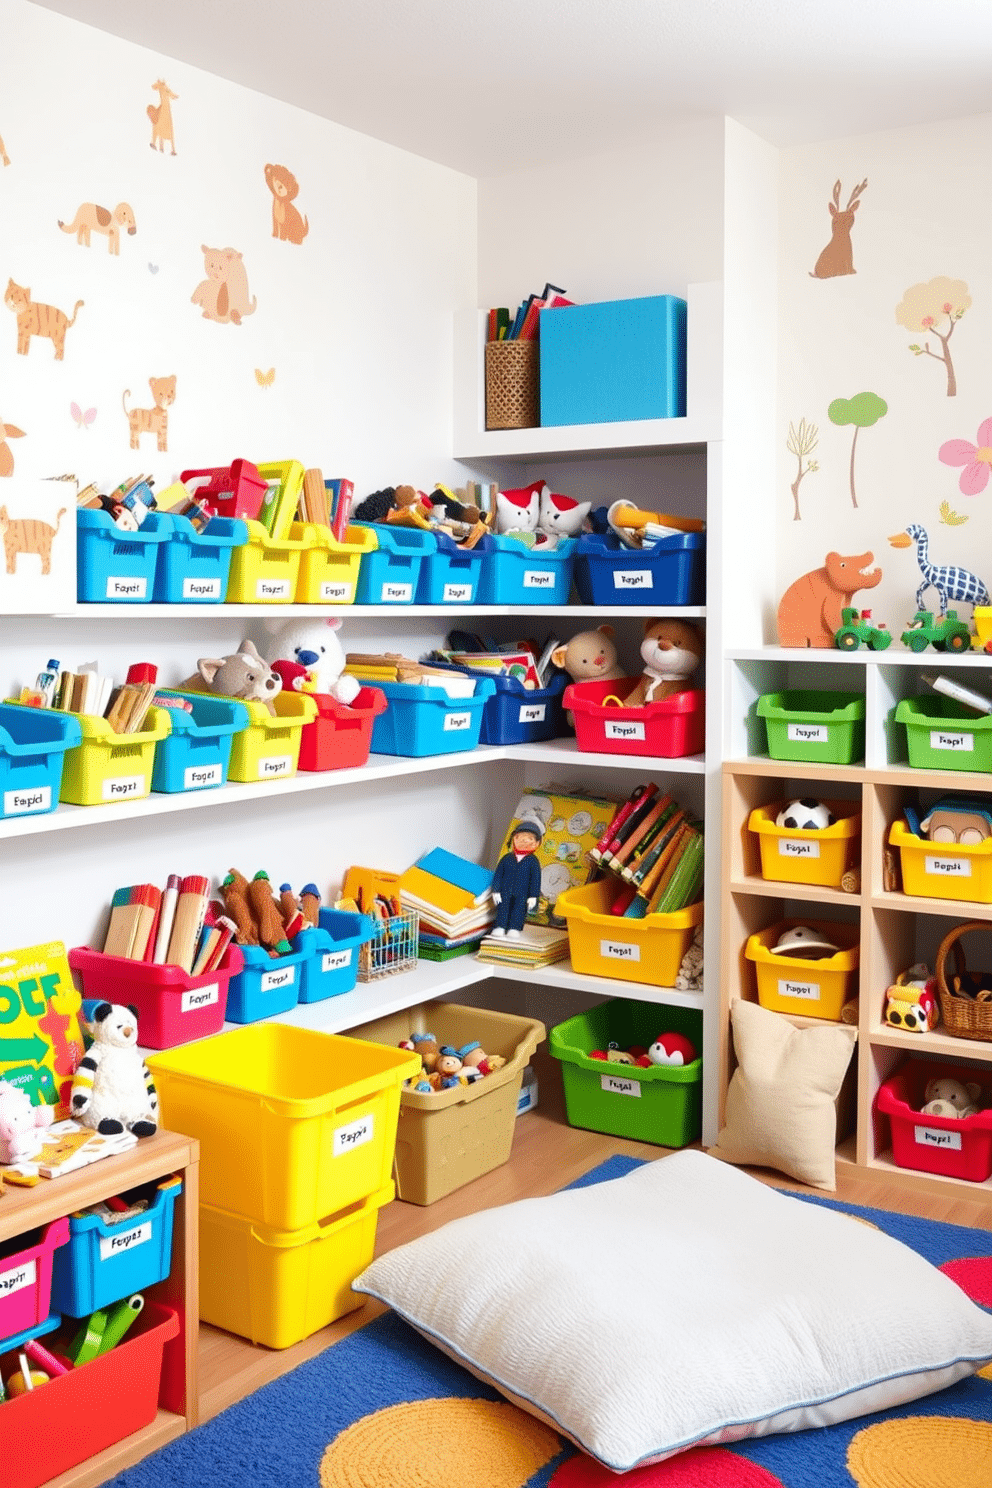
[590,782,704,919]
[476,923,570,968]
[397,847,495,960]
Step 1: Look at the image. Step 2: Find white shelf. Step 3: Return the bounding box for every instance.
[454,417,715,463]
[35,604,707,621]
[730,646,992,666]
[489,956,704,1009]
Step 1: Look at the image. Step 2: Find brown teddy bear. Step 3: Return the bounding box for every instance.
[622,619,704,709]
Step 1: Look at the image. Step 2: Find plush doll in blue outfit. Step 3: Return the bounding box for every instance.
[491,818,544,938]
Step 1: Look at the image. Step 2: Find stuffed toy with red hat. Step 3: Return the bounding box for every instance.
[647,1031,698,1067]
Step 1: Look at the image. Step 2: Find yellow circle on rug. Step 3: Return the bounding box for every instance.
[847,1415,992,1488]
[320,1396,563,1487]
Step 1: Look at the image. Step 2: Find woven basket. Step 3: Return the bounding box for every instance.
[934,921,992,1041]
[485,340,539,430]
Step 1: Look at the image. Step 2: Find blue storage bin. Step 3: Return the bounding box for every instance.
[573,530,706,606]
[540,294,687,426]
[424,663,569,745]
[0,703,81,819]
[225,941,311,1023]
[50,1176,181,1318]
[77,509,171,603]
[149,691,249,793]
[475,534,576,605]
[152,514,249,603]
[415,531,483,605]
[295,909,375,1003]
[352,525,436,604]
[370,677,495,757]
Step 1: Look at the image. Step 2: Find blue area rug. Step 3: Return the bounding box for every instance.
[104,1156,992,1488]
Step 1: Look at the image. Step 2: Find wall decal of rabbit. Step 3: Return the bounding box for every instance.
[810,178,868,279]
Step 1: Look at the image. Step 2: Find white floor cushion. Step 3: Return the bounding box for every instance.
[354,1150,992,1473]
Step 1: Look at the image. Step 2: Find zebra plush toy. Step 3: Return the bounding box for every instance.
[71,1002,159,1138]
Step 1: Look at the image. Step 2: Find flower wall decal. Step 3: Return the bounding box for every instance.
[939,417,992,495]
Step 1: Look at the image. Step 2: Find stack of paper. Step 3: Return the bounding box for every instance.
[476,923,570,969]
[398,847,495,958]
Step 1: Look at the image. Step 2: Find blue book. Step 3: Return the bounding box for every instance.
[415,847,493,904]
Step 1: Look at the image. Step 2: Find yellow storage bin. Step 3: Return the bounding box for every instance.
[256,459,306,541]
[745,919,859,1021]
[199,1183,392,1349]
[226,691,317,783]
[889,818,992,903]
[56,707,171,806]
[557,879,703,987]
[293,521,377,605]
[148,1023,420,1229]
[748,800,861,888]
[225,518,312,604]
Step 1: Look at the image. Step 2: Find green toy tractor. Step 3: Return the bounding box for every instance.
[834,607,893,651]
[900,609,972,654]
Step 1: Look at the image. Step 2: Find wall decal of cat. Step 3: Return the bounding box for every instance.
[0,504,66,574]
[123,376,176,451]
[5,279,83,360]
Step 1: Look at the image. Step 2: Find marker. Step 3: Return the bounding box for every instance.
[923,673,992,716]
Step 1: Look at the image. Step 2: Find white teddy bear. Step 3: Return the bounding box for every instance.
[70,1002,159,1138]
[261,617,360,704]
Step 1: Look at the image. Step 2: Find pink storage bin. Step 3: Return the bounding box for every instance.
[563,676,706,758]
[875,1058,992,1183]
[68,943,243,1050]
[0,1217,69,1350]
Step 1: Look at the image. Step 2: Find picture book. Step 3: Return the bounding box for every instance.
[0,940,86,1116]
[414,847,493,904]
[496,785,619,926]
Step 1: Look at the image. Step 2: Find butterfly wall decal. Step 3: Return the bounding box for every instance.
[70,402,97,430]
[255,367,275,388]
[939,499,969,526]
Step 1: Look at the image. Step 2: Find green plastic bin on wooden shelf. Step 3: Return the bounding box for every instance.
[756,690,865,765]
[894,694,992,772]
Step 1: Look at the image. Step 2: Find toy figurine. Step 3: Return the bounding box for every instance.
[491,818,544,938]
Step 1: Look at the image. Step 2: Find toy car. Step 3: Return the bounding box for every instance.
[834,607,893,651]
[900,609,971,653]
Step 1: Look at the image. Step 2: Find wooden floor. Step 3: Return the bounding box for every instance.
[197,1051,992,1423]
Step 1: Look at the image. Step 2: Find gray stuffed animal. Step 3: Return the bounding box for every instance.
[178,637,282,714]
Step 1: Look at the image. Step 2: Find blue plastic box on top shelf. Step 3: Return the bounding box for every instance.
[149,691,249,793]
[370,676,496,757]
[77,508,170,603]
[574,529,706,607]
[352,525,436,604]
[152,513,249,604]
[415,530,484,605]
[475,534,576,605]
[0,702,82,819]
[539,294,687,427]
[296,908,376,1003]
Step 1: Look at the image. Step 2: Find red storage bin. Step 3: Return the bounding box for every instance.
[875,1059,992,1183]
[180,459,267,521]
[0,1301,179,1488]
[0,1218,69,1350]
[563,676,706,758]
[297,686,387,772]
[68,943,243,1050]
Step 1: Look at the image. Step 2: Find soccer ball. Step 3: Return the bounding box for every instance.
[776,798,835,831]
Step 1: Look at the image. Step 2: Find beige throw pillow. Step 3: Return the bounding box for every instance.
[711,998,857,1189]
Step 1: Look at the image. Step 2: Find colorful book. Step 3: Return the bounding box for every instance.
[397,865,478,916]
[0,941,86,1117]
[590,783,656,862]
[414,848,493,904]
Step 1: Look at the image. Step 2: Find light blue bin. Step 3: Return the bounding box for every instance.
[77,509,171,603]
[539,294,687,426]
[0,703,82,819]
[352,525,436,604]
[152,514,249,603]
[149,691,249,793]
[475,534,576,605]
[225,941,312,1023]
[295,909,375,1003]
[370,677,495,757]
[50,1176,182,1317]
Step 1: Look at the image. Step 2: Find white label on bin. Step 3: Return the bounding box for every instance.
[518,703,546,724]
[605,720,646,742]
[523,570,554,589]
[322,948,352,973]
[99,1220,152,1261]
[334,1113,374,1156]
[182,982,219,1013]
[0,1260,35,1296]
[106,576,147,599]
[778,978,821,1001]
[930,729,973,752]
[443,711,472,732]
[600,938,640,963]
[261,965,296,992]
[613,569,653,590]
[102,774,144,801]
[4,786,51,815]
[259,754,293,778]
[320,580,351,601]
[256,578,292,600]
[184,762,222,790]
[925,855,971,878]
[601,1074,641,1097]
[914,1124,963,1151]
[381,582,412,602]
[787,723,829,743]
[442,582,473,603]
[778,838,820,859]
[182,576,221,600]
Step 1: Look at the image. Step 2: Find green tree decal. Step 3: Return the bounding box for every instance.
[827,392,888,509]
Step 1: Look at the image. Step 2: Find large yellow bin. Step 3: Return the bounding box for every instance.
[889,818,992,904]
[225,519,312,604]
[226,691,317,783]
[148,1024,420,1229]
[57,708,171,806]
[745,919,859,1021]
[199,1183,393,1348]
[557,879,703,986]
[293,521,377,605]
[748,800,861,888]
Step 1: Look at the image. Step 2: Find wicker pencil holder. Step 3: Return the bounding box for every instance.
[485,339,539,430]
[934,922,992,1041]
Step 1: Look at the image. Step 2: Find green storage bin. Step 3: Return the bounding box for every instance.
[549,998,702,1147]
[895,695,992,773]
[756,690,865,764]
